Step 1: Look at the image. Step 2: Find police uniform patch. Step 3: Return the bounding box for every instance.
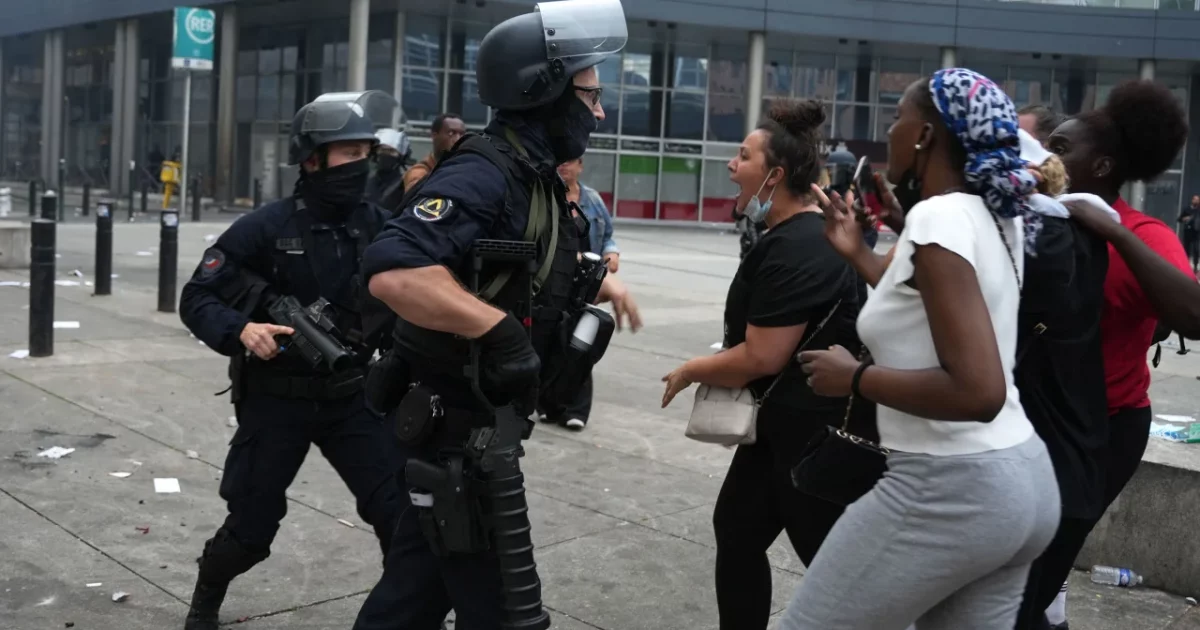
[200,248,225,277]
[413,198,453,222]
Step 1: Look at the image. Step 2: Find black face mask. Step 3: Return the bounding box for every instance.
[376,154,401,174]
[547,93,598,164]
[302,158,370,213]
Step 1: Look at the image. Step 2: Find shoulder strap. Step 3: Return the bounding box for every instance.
[760,299,843,402]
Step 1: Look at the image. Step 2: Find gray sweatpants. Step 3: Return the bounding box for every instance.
[778,436,1060,630]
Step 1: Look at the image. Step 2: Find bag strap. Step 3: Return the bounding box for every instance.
[759,299,843,402]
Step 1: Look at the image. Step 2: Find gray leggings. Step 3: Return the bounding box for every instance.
[779,436,1061,630]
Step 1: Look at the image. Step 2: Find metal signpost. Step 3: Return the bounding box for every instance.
[171,7,217,219]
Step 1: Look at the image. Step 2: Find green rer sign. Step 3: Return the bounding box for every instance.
[172,7,216,71]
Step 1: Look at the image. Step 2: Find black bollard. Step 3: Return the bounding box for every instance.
[29,219,56,357]
[82,181,91,217]
[128,176,135,219]
[57,158,66,201]
[28,180,37,216]
[157,210,179,313]
[253,178,262,209]
[191,176,201,222]
[94,200,113,296]
[40,191,58,222]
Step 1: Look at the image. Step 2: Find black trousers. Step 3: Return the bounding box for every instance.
[542,374,593,424]
[1014,406,1153,630]
[218,391,403,555]
[712,409,846,630]
[1184,232,1200,270]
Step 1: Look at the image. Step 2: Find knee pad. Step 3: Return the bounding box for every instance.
[197,527,271,584]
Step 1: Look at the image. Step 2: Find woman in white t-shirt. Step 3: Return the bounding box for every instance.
[779,68,1061,629]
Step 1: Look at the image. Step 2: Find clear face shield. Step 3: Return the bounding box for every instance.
[299,90,399,135]
[536,0,629,60]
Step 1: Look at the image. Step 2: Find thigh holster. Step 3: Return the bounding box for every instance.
[404,454,489,556]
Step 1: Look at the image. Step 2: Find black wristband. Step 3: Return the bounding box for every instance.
[851,359,874,399]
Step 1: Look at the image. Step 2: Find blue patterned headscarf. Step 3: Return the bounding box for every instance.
[930,68,1040,252]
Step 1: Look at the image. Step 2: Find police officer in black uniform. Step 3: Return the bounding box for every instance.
[368,127,413,212]
[352,1,640,628]
[178,90,404,630]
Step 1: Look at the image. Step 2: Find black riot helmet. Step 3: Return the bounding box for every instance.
[288,91,398,166]
[477,0,628,111]
[825,143,857,196]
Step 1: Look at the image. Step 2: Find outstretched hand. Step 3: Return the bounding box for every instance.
[811,184,866,261]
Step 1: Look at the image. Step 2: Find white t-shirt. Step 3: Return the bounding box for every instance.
[857,193,1034,456]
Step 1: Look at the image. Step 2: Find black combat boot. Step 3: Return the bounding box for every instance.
[183,579,228,630]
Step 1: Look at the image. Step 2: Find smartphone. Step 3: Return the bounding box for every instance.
[851,156,883,215]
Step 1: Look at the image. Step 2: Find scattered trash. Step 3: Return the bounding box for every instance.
[128,459,143,467]
[84,281,93,287]
[1156,414,1196,424]
[134,251,153,257]
[0,281,23,287]
[65,623,75,628]
[53,280,80,287]
[185,450,199,459]
[70,269,83,278]
[8,349,29,359]
[1091,565,1143,587]
[204,234,217,244]
[111,274,119,279]
[108,472,132,478]
[53,321,80,329]
[1187,596,1197,606]
[135,526,150,535]
[337,518,357,528]
[603,488,610,492]
[154,478,181,494]
[37,447,76,459]
[709,341,722,350]
[111,592,128,603]
[226,416,238,428]
[1150,421,1200,443]
[35,596,55,606]
[85,583,102,588]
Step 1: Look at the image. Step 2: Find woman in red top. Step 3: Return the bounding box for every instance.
[1043,79,1197,630]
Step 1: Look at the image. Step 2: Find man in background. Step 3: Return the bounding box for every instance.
[1179,194,1200,272]
[401,113,466,191]
[1019,104,1066,146]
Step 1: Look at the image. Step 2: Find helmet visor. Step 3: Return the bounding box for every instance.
[375,129,403,151]
[536,0,628,60]
[300,91,399,134]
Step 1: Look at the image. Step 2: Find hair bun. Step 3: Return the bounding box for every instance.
[1104,79,1188,182]
[766,99,827,139]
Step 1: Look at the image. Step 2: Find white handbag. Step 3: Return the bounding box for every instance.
[684,300,843,447]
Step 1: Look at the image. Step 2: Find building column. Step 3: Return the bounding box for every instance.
[40,30,64,184]
[215,3,239,203]
[109,21,126,193]
[940,46,957,69]
[1131,58,1157,211]
[119,18,139,196]
[392,10,406,126]
[745,31,765,137]
[347,0,370,91]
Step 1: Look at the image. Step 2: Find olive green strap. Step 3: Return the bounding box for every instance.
[477,129,558,300]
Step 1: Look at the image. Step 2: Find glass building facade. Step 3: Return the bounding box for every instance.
[0,2,1194,228]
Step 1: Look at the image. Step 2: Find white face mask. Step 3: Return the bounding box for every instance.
[740,171,778,224]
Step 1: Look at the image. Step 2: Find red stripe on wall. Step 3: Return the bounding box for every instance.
[616,200,656,219]
[660,202,698,221]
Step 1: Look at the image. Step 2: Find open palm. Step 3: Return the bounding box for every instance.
[811,184,864,259]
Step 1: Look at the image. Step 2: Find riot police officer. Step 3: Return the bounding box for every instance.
[352,1,640,628]
[178,91,404,630]
[368,127,413,212]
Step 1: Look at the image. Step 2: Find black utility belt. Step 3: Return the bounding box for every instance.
[393,382,491,446]
[243,367,366,401]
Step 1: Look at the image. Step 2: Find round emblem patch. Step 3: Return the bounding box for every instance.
[412,198,452,222]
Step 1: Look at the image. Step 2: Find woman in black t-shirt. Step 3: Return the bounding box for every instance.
[661,100,861,630]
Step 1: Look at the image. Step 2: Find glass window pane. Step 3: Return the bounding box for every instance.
[837,55,872,103]
[666,92,705,140]
[623,49,654,89]
[875,106,897,143]
[580,152,616,211]
[366,66,393,95]
[701,159,736,223]
[283,46,298,72]
[879,58,922,106]
[237,49,257,75]
[596,85,620,135]
[1008,67,1052,108]
[405,15,444,69]
[1144,171,1182,226]
[259,48,281,75]
[670,42,708,92]
[236,75,255,122]
[620,88,662,138]
[596,55,621,87]
[795,53,837,101]
[659,155,701,221]
[708,57,747,142]
[616,154,658,219]
[1097,71,1138,109]
[256,74,279,121]
[368,39,393,67]
[444,72,488,126]
[279,74,297,120]
[402,68,443,122]
[409,134,432,161]
[834,104,873,141]
[764,48,792,98]
[448,20,490,73]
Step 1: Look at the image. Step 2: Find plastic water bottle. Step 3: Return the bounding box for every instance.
[1090,565,1144,587]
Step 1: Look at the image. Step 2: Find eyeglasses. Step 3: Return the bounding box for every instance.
[574,86,603,107]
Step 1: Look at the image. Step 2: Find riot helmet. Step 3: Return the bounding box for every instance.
[477,0,628,111]
[375,128,411,159]
[825,143,857,196]
[288,91,398,166]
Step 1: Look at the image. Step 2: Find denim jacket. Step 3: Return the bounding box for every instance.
[576,183,619,256]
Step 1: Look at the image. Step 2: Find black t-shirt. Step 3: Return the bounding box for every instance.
[723,212,861,418]
[1016,216,1109,519]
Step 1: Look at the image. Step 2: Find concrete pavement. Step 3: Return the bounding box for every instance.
[1,220,1198,629]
